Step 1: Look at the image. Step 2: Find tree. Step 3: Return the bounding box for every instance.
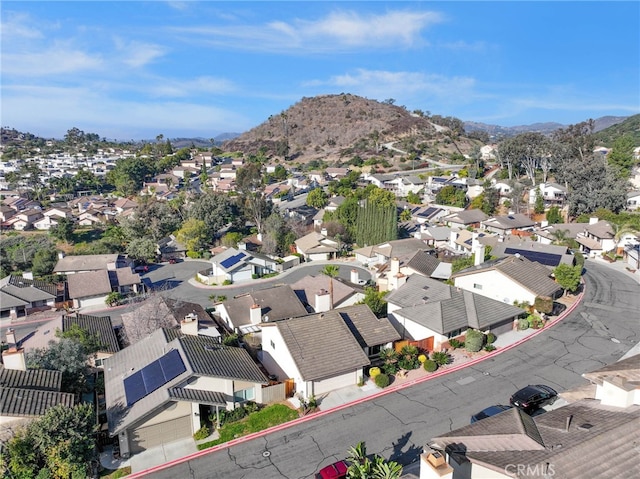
[126,237,157,262]
[546,206,563,224]
[534,187,545,214]
[607,134,635,178]
[436,185,467,207]
[406,191,422,205]
[26,338,89,395]
[105,156,154,196]
[358,286,387,318]
[306,188,328,208]
[3,403,98,479]
[221,231,244,248]
[187,192,237,239]
[175,218,209,252]
[49,217,75,244]
[56,323,104,356]
[31,248,59,277]
[553,264,582,295]
[346,441,403,479]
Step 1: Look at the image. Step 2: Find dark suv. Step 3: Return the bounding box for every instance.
[510,384,557,413]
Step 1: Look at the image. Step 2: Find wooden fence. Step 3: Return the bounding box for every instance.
[261,379,296,404]
[394,337,434,353]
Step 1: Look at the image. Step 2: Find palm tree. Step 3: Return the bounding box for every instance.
[346,442,403,479]
[321,264,340,309]
[550,228,570,246]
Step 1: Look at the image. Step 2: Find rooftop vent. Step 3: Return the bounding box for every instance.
[426,451,446,468]
[578,423,594,431]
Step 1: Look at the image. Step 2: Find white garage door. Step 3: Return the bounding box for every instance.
[130,415,192,454]
[77,295,108,308]
[313,372,355,395]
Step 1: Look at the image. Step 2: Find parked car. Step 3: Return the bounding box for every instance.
[316,460,349,479]
[510,384,557,413]
[470,404,513,423]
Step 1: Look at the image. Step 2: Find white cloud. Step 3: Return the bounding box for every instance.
[2,41,103,77]
[146,76,237,98]
[115,39,167,68]
[171,9,444,53]
[1,11,44,40]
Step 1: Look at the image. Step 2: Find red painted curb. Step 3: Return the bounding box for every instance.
[125,286,586,478]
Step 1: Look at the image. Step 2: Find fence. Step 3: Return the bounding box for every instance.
[394,337,434,353]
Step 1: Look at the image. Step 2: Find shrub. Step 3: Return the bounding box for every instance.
[186,250,202,259]
[517,318,529,331]
[369,367,381,378]
[194,426,210,440]
[397,345,421,370]
[448,338,463,349]
[527,314,543,329]
[431,351,451,366]
[534,296,553,314]
[465,329,485,352]
[485,333,496,345]
[381,362,399,375]
[423,359,438,372]
[374,373,390,388]
[223,279,233,285]
[484,344,497,352]
[418,354,427,364]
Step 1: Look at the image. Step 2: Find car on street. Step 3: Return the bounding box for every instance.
[510,384,557,413]
[316,460,349,479]
[470,404,513,423]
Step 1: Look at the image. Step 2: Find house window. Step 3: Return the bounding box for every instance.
[368,344,382,357]
[447,328,464,339]
[270,340,275,350]
[95,358,103,367]
[473,283,483,290]
[234,388,255,402]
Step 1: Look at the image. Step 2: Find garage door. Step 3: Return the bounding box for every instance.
[78,295,108,308]
[130,416,192,454]
[313,372,355,396]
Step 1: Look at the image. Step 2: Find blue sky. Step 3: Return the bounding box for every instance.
[2,1,639,141]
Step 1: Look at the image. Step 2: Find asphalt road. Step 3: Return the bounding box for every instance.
[146,261,639,479]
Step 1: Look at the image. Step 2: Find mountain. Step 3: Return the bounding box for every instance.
[464,115,629,140]
[223,94,482,164]
[593,114,640,146]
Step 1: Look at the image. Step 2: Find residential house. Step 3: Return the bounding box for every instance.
[259,307,374,397]
[77,209,104,226]
[481,213,536,237]
[33,214,64,230]
[404,250,452,281]
[491,238,576,268]
[157,234,187,261]
[386,274,524,350]
[204,248,258,284]
[120,297,220,345]
[451,255,563,307]
[417,226,452,248]
[113,197,138,214]
[53,253,130,275]
[282,204,318,227]
[20,314,120,368]
[325,167,350,179]
[441,209,488,229]
[0,340,75,439]
[0,204,15,222]
[294,231,340,261]
[353,237,431,268]
[104,328,268,457]
[534,223,587,245]
[490,179,513,198]
[626,191,640,211]
[447,229,497,256]
[528,182,568,207]
[422,354,640,479]
[385,175,426,197]
[410,206,448,225]
[0,275,58,319]
[325,195,346,212]
[575,218,616,257]
[7,208,43,230]
[216,285,308,335]
[290,274,365,312]
[66,267,142,308]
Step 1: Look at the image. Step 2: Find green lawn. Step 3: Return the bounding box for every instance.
[198,404,299,450]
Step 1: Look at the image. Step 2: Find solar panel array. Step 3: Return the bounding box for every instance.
[220,252,247,269]
[124,349,186,406]
[504,248,562,267]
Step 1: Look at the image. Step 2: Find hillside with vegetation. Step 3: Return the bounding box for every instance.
[594,114,640,146]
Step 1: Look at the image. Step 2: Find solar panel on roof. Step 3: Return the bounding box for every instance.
[123,349,186,406]
[504,248,561,267]
[220,252,247,269]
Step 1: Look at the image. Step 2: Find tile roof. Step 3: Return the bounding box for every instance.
[582,353,640,385]
[406,250,442,277]
[0,366,62,391]
[1,388,75,418]
[453,256,562,298]
[585,220,614,239]
[168,387,227,406]
[273,311,371,381]
[432,400,640,479]
[386,275,524,334]
[290,275,358,307]
[6,275,57,296]
[221,285,308,328]
[62,314,120,354]
[336,304,400,348]
[53,254,122,273]
[67,270,112,299]
[483,213,536,230]
[443,209,488,225]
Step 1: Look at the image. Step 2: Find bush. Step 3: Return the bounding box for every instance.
[223,279,233,285]
[527,314,543,329]
[465,329,485,352]
[534,296,553,314]
[397,345,421,370]
[418,354,427,364]
[485,333,496,345]
[431,351,451,366]
[423,359,438,372]
[194,426,210,440]
[186,250,202,259]
[448,338,464,349]
[374,373,390,388]
[517,318,529,331]
[484,344,496,352]
[369,367,381,378]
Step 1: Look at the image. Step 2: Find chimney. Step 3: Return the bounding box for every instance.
[3,329,26,371]
[256,232,263,242]
[419,449,453,479]
[541,220,549,228]
[390,257,400,276]
[589,217,599,225]
[388,272,407,292]
[449,230,458,248]
[180,313,199,336]
[320,227,328,237]
[350,269,359,284]
[565,415,573,432]
[471,232,479,250]
[250,303,262,325]
[58,251,65,259]
[474,245,486,266]
[315,289,332,313]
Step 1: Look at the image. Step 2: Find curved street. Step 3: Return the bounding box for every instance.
[139,261,639,479]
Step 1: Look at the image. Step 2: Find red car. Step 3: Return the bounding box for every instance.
[316,460,349,479]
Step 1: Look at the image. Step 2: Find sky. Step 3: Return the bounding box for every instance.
[1,1,639,141]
